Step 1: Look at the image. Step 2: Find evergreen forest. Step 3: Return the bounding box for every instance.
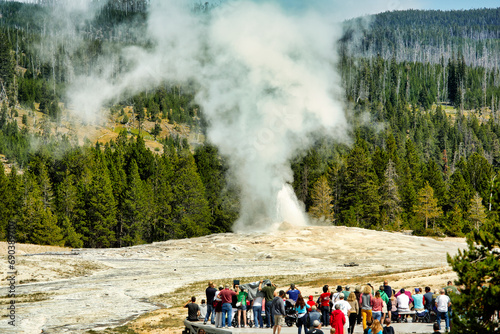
[0,1,500,249]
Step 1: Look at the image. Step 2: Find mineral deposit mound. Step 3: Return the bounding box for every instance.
[0,225,466,333]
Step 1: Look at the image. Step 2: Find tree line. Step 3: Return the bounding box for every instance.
[0,121,237,247]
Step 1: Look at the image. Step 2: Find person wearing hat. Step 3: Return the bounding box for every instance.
[342,286,351,300]
[332,285,343,303]
[307,295,316,310]
[259,280,277,328]
[309,320,324,334]
[412,288,425,313]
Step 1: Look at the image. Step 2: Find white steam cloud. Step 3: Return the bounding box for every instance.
[64,0,395,231]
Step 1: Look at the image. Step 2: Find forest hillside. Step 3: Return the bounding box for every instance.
[0,1,499,247]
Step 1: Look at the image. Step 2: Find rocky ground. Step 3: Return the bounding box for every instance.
[0,225,467,333]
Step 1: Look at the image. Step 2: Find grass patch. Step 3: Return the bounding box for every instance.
[88,326,138,334]
[0,292,53,305]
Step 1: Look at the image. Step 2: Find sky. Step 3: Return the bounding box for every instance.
[247,0,500,20]
[419,0,499,11]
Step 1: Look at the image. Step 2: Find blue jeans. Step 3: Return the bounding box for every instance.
[297,314,307,334]
[222,303,232,327]
[265,300,274,327]
[320,306,330,326]
[253,306,263,328]
[436,311,449,330]
[372,311,382,321]
[204,304,215,324]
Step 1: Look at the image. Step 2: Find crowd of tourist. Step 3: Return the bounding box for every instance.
[184,280,458,334]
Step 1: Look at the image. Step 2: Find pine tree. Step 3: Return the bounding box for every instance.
[380,160,402,229]
[309,175,334,223]
[194,144,236,233]
[84,157,117,248]
[468,193,488,231]
[121,159,149,246]
[18,172,63,246]
[424,158,447,208]
[55,171,83,247]
[466,152,493,203]
[0,32,14,94]
[444,204,466,237]
[447,222,500,333]
[342,140,380,228]
[171,150,211,238]
[449,170,471,212]
[414,182,442,231]
[0,163,9,239]
[147,154,174,242]
[38,163,54,210]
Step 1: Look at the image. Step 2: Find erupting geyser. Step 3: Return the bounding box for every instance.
[69,0,351,232]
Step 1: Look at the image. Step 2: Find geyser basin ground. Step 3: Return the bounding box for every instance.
[0,226,466,333]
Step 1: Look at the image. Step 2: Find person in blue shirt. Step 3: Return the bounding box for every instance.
[286,284,301,303]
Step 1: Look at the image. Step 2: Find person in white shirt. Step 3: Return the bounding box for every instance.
[333,293,351,334]
[214,286,223,328]
[199,299,207,320]
[396,289,411,322]
[435,289,451,332]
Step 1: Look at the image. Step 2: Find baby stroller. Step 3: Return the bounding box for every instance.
[231,303,254,328]
[285,299,297,327]
[415,309,431,323]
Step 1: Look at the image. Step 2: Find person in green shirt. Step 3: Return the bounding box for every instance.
[259,280,277,328]
[237,286,249,327]
[443,281,459,295]
[377,286,390,303]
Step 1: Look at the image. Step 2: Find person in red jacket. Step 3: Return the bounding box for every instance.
[330,304,346,334]
[307,295,316,310]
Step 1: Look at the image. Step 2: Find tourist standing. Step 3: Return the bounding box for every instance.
[287,284,301,303]
[219,284,237,328]
[320,285,332,326]
[259,280,277,328]
[347,292,359,334]
[435,289,451,332]
[371,291,384,322]
[204,282,217,324]
[252,295,264,328]
[272,290,287,334]
[295,294,308,334]
[360,285,373,331]
[237,286,249,327]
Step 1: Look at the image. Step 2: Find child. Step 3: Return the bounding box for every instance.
[363,320,373,334]
[382,317,395,334]
[330,329,336,334]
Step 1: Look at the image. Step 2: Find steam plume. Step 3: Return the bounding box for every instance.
[63,0,399,231]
